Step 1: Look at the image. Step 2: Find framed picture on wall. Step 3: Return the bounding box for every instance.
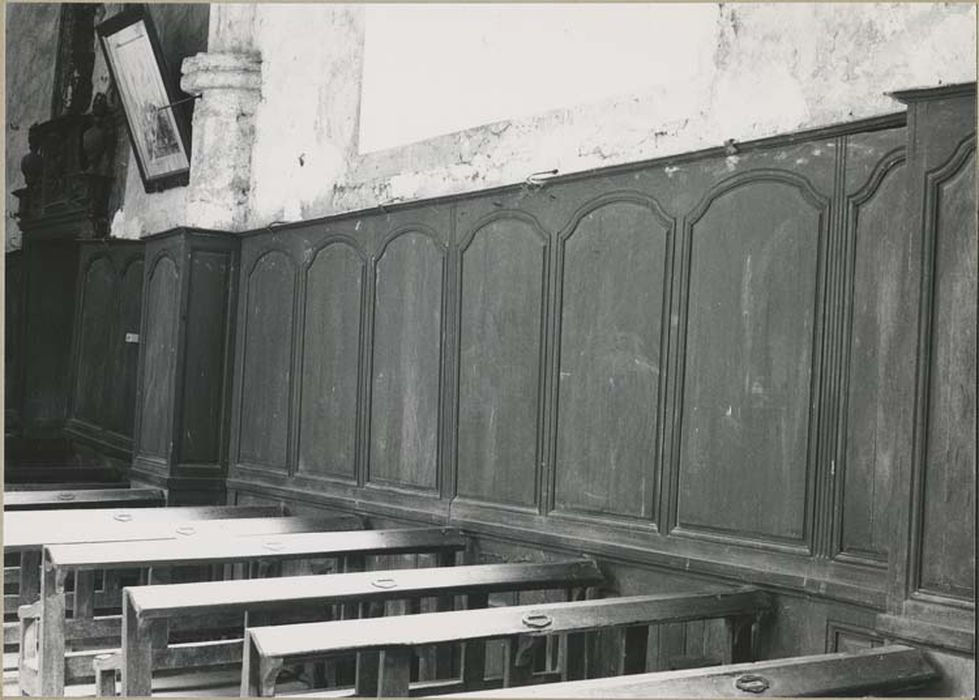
[96,6,191,192]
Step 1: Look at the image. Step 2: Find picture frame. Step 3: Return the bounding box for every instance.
[96,6,191,193]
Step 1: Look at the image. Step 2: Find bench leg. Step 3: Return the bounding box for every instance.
[17,603,40,696]
[39,562,68,697]
[461,593,488,687]
[94,654,118,697]
[503,637,537,688]
[242,635,283,697]
[433,551,458,680]
[378,648,412,697]
[121,591,154,697]
[18,551,41,607]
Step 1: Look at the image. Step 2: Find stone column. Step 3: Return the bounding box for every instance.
[179,4,261,231]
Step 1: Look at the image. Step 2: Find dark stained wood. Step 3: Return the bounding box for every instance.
[298,242,364,479]
[107,258,145,438]
[19,241,80,436]
[445,645,937,697]
[179,250,232,464]
[64,243,145,460]
[5,251,26,430]
[555,198,670,519]
[887,85,976,633]
[239,250,296,471]
[678,175,825,544]
[73,256,116,425]
[370,231,444,490]
[138,255,180,459]
[132,229,240,504]
[458,216,547,507]
[836,134,909,565]
[917,143,976,601]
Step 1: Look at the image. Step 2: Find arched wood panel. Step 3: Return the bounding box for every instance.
[238,250,296,471]
[139,256,180,459]
[369,231,444,490]
[104,258,144,437]
[837,153,908,565]
[72,256,115,426]
[298,241,365,479]
[554,198,670,519]
[677,176,824,545]
[457,215,547,507]
[917,144,976,601]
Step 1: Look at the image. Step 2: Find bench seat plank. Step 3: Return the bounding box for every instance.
[128,560,601,618]
[440,645,938,697]
[4,488,165,511]
[45,527,464,571]
[4,505,281,552]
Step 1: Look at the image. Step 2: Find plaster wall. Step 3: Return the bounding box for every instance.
[245,2,976,227]
[4,3,60,252]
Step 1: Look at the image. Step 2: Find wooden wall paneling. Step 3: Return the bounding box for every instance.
[913,137,976,604]
[104,256,145,439]
[887,85,976,623]
[297,235,366,481]
[5,251,26,431]
[674,168,830,550]
[136,251,181,462]
[832,128,910,568]
[368,219,448,492]
[551,193,673,522]
[237,246,297,472]
[455,210,549,509]
[66,243,144,456]
[21,242,80,435]
[915,137,976,602]
[131,229,239,502]
[70,253,115,428]
[177,245,235,466]
[825,620,885,653]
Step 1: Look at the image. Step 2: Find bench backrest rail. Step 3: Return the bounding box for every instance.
[439,645,938,698]
[101,560,603,696]
[243,588,771,697]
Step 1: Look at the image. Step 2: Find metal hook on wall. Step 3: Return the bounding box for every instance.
[525,168,559,190]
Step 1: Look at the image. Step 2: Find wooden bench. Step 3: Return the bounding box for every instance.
[440,645,939,697]
[3,487,165,511]
[9,514,362,649]
[29,527,467,696]
[88,559,604,696]
[4,505,281,615]
[242,588,772,697]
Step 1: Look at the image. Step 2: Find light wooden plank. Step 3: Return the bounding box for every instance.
[441,645,937,697]
[248,589,769,660]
